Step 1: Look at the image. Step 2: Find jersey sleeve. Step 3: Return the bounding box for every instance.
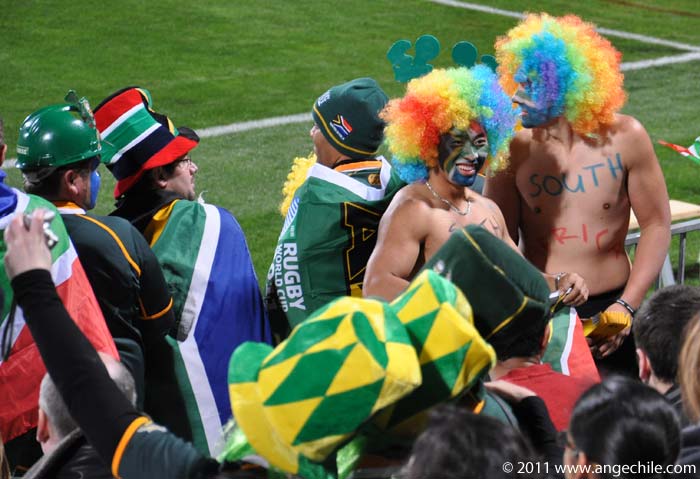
[115,420,220,479]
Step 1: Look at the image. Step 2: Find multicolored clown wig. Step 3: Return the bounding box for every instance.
[495,13,626,135]
[383,65,516,184]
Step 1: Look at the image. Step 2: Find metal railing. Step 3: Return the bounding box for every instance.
[625,218,700,287]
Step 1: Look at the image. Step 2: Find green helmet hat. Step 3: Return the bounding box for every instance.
[16,91,102,171]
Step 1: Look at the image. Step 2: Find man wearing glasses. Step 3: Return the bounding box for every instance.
[94,87,271,456]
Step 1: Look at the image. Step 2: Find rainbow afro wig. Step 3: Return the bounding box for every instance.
[495,13,626,135]
[382,65,517,184]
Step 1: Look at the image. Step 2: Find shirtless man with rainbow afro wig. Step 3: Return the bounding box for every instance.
[363,65,587,303]
[484,14,671,373]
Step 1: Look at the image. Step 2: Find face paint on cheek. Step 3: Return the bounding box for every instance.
[437,125,489,186]
[87,169,101,210]
[515,80,555,129]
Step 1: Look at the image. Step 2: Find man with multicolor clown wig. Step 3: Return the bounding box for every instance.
[363,65,587,303]
[485,13,671,374]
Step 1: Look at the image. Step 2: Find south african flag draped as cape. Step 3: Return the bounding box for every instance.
[144,199,270,455]
[0,186,117,443]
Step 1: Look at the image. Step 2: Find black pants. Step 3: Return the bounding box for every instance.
[576,286,638,379]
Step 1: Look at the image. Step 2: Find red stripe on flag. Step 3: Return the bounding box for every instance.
[0,328,42,441]
[94,89,145,133]
[56,257,117,359]
[658,139,692,156]
[568,314,600,381]
[0,258,117,441]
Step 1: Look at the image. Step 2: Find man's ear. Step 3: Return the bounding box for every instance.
[37,409,50,444]
[637,348,652,383]
[151,167,169,189]
[61,169,81,196]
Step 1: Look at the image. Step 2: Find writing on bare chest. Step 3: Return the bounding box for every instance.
[527,154,624,197]
[448,216,500,235]
[539,223,624,257]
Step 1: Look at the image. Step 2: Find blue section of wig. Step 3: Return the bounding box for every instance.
[471,65,519,160]
[392,157,428,183]
[518,32,580,119]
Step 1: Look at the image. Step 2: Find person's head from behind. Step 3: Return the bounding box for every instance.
[93,87,199,200]
[400,403,536,479]
[495,309,550,364]
[634,285,700,394]
[680,312,700,423]
[310,77,388,169]
[566,376,680,479]
[16,93,104,210]
[37,352,136,454]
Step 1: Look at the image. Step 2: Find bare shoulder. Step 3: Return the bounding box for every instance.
[608,113,655,166]
[611,113,649,137]
[506,129,534,169]
[385,183,431,214]
[476,194,502,213]
[381,183,434,227]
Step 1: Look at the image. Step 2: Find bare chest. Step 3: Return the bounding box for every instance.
[516,149,629,217]
[425,203,503,257]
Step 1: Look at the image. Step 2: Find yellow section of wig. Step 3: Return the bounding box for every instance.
[279,153,316,217]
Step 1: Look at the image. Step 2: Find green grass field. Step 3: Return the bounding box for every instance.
[3,0,700,286]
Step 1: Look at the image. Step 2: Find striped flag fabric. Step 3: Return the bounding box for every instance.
[659,137,700,165]
[147,199,270,456]
[542,306,600,381]
[0,189,117,442]
[94,87,198,197]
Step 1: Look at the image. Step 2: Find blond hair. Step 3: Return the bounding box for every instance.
[680,312,700,422]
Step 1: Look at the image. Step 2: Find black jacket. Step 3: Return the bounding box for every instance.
[23,429,113,479]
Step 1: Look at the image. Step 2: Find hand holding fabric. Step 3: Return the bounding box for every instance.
[4,209,52,279]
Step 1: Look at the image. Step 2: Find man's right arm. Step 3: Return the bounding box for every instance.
[483,142,523,245]
[363,198,426,302]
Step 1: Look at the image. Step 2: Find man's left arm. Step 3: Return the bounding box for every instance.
[598,116,671,356]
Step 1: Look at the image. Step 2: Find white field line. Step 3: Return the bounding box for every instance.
[427,0,700,53]
[3,0,700,171]
[622,51,700,71]
[197,112,311,138]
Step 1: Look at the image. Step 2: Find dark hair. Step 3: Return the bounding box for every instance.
[633,285,700,383]
[23,157,94,199]
[496,313,549,360]
[400,404,538,479]
[569,376,680,478]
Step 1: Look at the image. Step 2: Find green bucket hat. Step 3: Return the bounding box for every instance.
[226,296,421,476]
[421,225,550,357]
[311,78,388,160]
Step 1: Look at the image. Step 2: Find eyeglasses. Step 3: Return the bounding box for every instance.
[176,156,194,168]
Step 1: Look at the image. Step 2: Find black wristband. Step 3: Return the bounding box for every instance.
[615,298,636,316]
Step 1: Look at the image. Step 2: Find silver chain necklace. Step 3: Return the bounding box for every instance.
[425,181,472,216]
